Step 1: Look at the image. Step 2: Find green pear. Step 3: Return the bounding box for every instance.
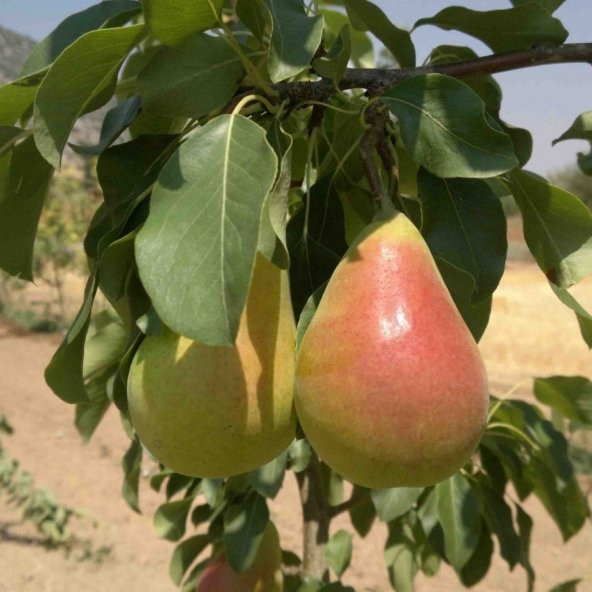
[295,213,489,488]
[128,253,296,478]
[197,521,283,592]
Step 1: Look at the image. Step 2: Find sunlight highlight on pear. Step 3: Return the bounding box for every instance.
[295,213,489,488]
[128,254,296,478]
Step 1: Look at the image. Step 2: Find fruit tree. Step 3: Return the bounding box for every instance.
[1,1,592,590]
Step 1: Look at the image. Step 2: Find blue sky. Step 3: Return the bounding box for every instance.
[1,0,590,175]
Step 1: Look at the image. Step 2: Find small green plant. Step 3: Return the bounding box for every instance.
[0,413,111,561]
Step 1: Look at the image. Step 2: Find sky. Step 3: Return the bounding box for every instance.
[1,0,590,175]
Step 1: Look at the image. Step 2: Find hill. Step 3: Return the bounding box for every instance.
[0,25,36,83]
[0,25,103,150]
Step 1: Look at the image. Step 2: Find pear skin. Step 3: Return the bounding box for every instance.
[128,254,296,478]
[295,213,489,488]
[197,522,283,592]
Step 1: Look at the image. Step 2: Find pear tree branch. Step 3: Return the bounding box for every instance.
[271,42,592,104]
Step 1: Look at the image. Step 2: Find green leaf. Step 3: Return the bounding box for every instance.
[320,464,345,507]
[458,521,494,587]
[325,530,353,578]
[169,534,211,586]
[96,133,174,213]
[154,497,193,541]
[82,316,129,378]
[70,96,141,155]
[248,450,288,499]
[313,25,351,84]
[435,259,492,342]
[319,584,355,592]
[258,121,292,269]
[0,126,26,157]
[371,488,422,523]
[97,231,138,303]
[337,185,374,245]
[33,24,144,167]
[0,136,53,279]
[511,0,566,14]
[435,474,481,571]
[144,0,223,45]
[427,45,501,113]
[74,317,128,440]
[383,74,518,178]
[223,492,269,573]
[45,272,98,404]
[237,0,271,43]
[534,376,592,425]
[0,72,46,126]
[495,400,573,484]
[349,488,376,537]
[384,520,418,592]
[500,119,533,168]
[549,284,592,347]
[344,0,415,68]
[531,459,588,541]
[577,146,592,176]
[138,33,244,119]
[415,4,567,53]
[419,169,507,302]
[296,282,327,352]
[200,478,225,508]
[265,0,324,82]
[516,505,535,592]
[121,436,143,513]
[471,477,521,569]
[166,474,196,500]
[287,175,348,315]
[510,169,592,287]
[288,438,312,473]
[21,0,141,75]
[553,111,592,146]
[319,109,366,183]
[74,370,112,442]
[320,9,373,68]
[548,580,582,592]
[136,114,277,345]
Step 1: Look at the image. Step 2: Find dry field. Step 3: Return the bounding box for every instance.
[1,236,591,591]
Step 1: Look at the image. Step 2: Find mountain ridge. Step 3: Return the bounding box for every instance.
[0,25,106,157]
[0,25,36,83]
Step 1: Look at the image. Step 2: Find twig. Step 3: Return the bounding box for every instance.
[360,102,393,212]
[328,487,371,518]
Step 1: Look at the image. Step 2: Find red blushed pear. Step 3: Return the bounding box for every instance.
[295,212,489,488]
[197,522,283,592]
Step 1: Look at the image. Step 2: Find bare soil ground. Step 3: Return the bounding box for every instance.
[1,249,591,591]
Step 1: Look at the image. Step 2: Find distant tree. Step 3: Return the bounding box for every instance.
[550,165,592,208]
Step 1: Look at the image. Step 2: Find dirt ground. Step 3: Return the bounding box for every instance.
[1,254,592,591]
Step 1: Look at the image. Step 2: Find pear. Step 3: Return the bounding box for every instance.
[197,521,283,592]
[295,213,489,488]
[128,253,296,478]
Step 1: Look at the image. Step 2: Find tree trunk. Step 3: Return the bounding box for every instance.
[296,453,330,582]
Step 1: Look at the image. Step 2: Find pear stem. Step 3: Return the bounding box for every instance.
[296,452,330,582]
[360,102,397,216]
